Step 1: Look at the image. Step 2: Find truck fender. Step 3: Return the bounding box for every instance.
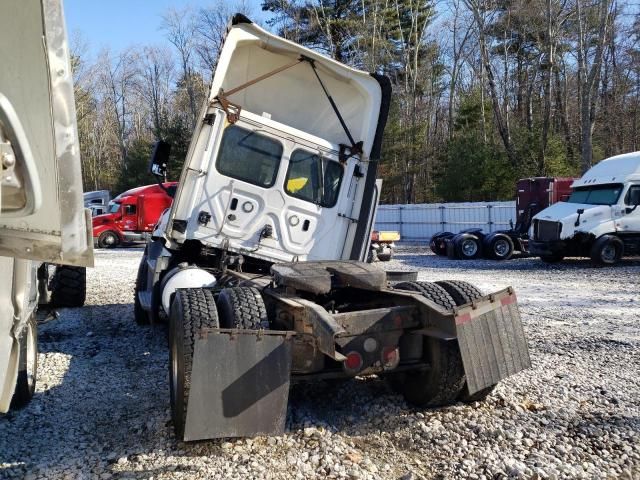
[160,266,217,314]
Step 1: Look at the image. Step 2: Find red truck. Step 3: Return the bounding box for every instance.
[92,182,177,248]
[430,177,576,260]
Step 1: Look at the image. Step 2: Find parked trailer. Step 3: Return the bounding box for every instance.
[431,177,575,260]
[92,183,176,248]
[529,152,640,265]
[135,15,530,441]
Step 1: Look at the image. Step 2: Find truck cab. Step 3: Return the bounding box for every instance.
[92,183,176,248]
[0,0,93,413]
[529,152,640,264]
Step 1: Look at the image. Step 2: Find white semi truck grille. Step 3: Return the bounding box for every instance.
[534,220,562,241]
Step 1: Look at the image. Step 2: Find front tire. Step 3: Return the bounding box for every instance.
[98,230,120,248]
[169,288,219,440]
[590,235,623,266]
[11,315,38,409]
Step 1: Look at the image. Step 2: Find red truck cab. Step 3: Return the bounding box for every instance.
[92,182,177,248]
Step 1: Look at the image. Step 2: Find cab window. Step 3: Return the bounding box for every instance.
[216,126,283,188]
[124,205,136,215]
[285,149,343,208]
[625,185,640,206]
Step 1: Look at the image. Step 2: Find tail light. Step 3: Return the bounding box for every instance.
[343,351,363,372]
[382,346,400,369]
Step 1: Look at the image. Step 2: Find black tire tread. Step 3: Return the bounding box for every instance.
[170,288,219,439]
[11,315,37,409]
[134,254,150,325]
[217,287,268,330]
[50,266,86,308]
[435,280,496,403]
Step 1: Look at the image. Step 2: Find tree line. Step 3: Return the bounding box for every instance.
[73,0,640,203]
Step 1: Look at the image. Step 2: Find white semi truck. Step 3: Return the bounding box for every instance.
[135,15,531,441]
[0,0,93,412]
[529,152,640,265]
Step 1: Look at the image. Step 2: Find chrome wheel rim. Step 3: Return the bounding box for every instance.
[104,234,116,245]
[462,239,478,257]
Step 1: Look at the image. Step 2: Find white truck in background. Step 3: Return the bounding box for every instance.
[0,0,93,412]
[529,152,640,265]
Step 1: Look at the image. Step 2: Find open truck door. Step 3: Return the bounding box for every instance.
[0,0,93,412]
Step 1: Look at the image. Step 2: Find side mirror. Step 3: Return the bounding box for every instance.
[0,94,41,217]
[149,140,171,180]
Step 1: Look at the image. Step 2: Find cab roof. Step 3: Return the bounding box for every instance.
[573,152,640,188]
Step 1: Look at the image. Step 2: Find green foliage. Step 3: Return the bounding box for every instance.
[116,139,156,193]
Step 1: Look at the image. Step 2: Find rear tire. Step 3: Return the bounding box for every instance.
[50,266,86,308]
[391,281,465,407]
[429,232,452,256]
[377,250,393,262]
[217,287,268,330]
[435,281,497,403]
[98,230,120,248]
[11,315,38,409]
[590,235,623,266]
[485,233,514,261]
[454,234,481,260]
[169,288,219,440]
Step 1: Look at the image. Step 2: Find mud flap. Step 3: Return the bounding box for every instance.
[184,329,293,441]
[454,289,531,395]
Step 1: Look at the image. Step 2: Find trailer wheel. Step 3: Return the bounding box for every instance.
[454,234,481,260]
[50,265,86,308]
[169,288,219,440]
[217,287,269,330]
[391,281,466,407]
[11,314,37,409]
[98,230,120,248]
[435,280,497,403]
[590,235,623,266]
[134,252,150,325]
[484,233,514,260]
[377,250,393,262]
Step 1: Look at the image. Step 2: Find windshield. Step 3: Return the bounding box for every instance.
[568,184,623,205]
[108,202,121,214]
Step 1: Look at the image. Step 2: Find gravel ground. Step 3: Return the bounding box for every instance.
[1,247,639,479]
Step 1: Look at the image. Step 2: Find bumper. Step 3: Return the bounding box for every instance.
[528,240,566,256]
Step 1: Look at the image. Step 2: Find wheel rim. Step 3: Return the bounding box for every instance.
[104,234,116,246]
[25,321,36,390]
[494,239,510,256]
[601,244,617,262]
[462,239,478,256]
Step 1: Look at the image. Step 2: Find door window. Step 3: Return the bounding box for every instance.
[124,205,136,215]
[625,185,640,206]
[285,149,343,208]
[215,125,283,188]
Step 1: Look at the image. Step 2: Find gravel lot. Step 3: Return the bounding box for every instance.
[1,247,639,479]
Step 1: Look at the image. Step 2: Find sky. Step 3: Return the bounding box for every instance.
[63,0,270,53]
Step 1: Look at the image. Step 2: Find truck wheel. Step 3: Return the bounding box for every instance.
[454,234,481,260]
[435,280,497,403]
[217,287,269,330]
[540,254,564,263]
[98,230,119,248]
[134,253,150,325]
[50,266,86,308]
[169,288,219,440]
[391,281,466,407]
[590,235,623,266]
[485,233,514,260]
[429,232,452,256]
[11,315,38,409]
